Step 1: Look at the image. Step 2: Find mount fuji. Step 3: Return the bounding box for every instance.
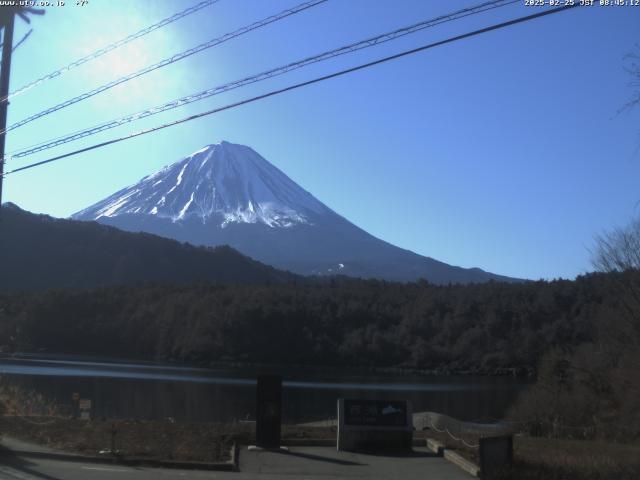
[72,141,516,284]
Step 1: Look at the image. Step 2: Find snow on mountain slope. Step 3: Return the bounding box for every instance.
[73,140,519,284]
[73,141,329,228]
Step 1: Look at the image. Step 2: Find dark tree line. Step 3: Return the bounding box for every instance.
[0,271,628,374]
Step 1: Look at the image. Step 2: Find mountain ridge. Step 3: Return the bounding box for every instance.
[72,141,521,284]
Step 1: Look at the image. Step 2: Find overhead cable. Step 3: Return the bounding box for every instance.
[3,3,579,177]
[8,0,517,159]
[2,0,328,134]
[0,0,221,104]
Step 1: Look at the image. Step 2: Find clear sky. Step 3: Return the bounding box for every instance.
[2,0,639,281]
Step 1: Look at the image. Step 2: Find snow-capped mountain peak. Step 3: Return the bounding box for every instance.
[72,140,519,284]
[73,141,329,228]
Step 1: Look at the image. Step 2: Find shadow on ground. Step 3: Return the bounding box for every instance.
[0,445,64,480]
[272,449,365,466]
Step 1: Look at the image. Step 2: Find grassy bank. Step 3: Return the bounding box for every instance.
[0,416,336,463]
[0,417,244,462]
[510,436,640,480]
[424,431,640,480]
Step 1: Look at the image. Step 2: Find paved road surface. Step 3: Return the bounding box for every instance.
[0,454,223,480]
[0,444,472,479]
[239,446,471,479]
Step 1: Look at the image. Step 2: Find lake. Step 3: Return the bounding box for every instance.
[0,354,529,424]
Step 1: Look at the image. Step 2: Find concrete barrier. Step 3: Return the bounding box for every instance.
[444,450,480,477]
[426,438,445,456]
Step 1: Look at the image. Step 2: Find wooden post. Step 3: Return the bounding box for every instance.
[0,10,15,210]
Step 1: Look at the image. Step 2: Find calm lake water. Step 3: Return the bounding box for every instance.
[0,354,529,424]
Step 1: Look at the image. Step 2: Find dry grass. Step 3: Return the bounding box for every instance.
[0,379,338,462]
[0,381,59,417]
[423,431,640,480]
[0,417,247,462]
[0,416,336,463]
[508,436,640,480]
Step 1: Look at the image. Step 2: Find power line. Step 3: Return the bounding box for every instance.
[8,0,514,158]
[0,28,32,51]
[1,0,328,135]
[7,0,518,160]
[3,3,579,177]
[0,0,220,105]
[11,28,32,52]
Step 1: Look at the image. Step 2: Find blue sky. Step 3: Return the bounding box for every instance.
[2,0,639,280]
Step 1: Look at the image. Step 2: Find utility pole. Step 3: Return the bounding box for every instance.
[0,5,43,212]
[0,10,15,210]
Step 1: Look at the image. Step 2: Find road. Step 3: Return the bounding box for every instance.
[0,445,472,479]
[0,454,225,480]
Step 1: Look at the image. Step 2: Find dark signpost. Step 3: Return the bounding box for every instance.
[337,398,412,452]
[344,399,408,427]
[255,374,282,449]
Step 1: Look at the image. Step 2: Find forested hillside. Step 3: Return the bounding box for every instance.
[0,203,296,292]
[0,271,628,373]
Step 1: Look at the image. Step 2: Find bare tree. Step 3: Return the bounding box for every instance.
[621,44,640,114]
[591,217,640,366]
[592,216,640,272]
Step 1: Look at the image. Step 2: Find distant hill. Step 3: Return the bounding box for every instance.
[0,203,296,292]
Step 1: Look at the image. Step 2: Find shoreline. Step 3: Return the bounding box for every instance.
[0,352,536,379]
